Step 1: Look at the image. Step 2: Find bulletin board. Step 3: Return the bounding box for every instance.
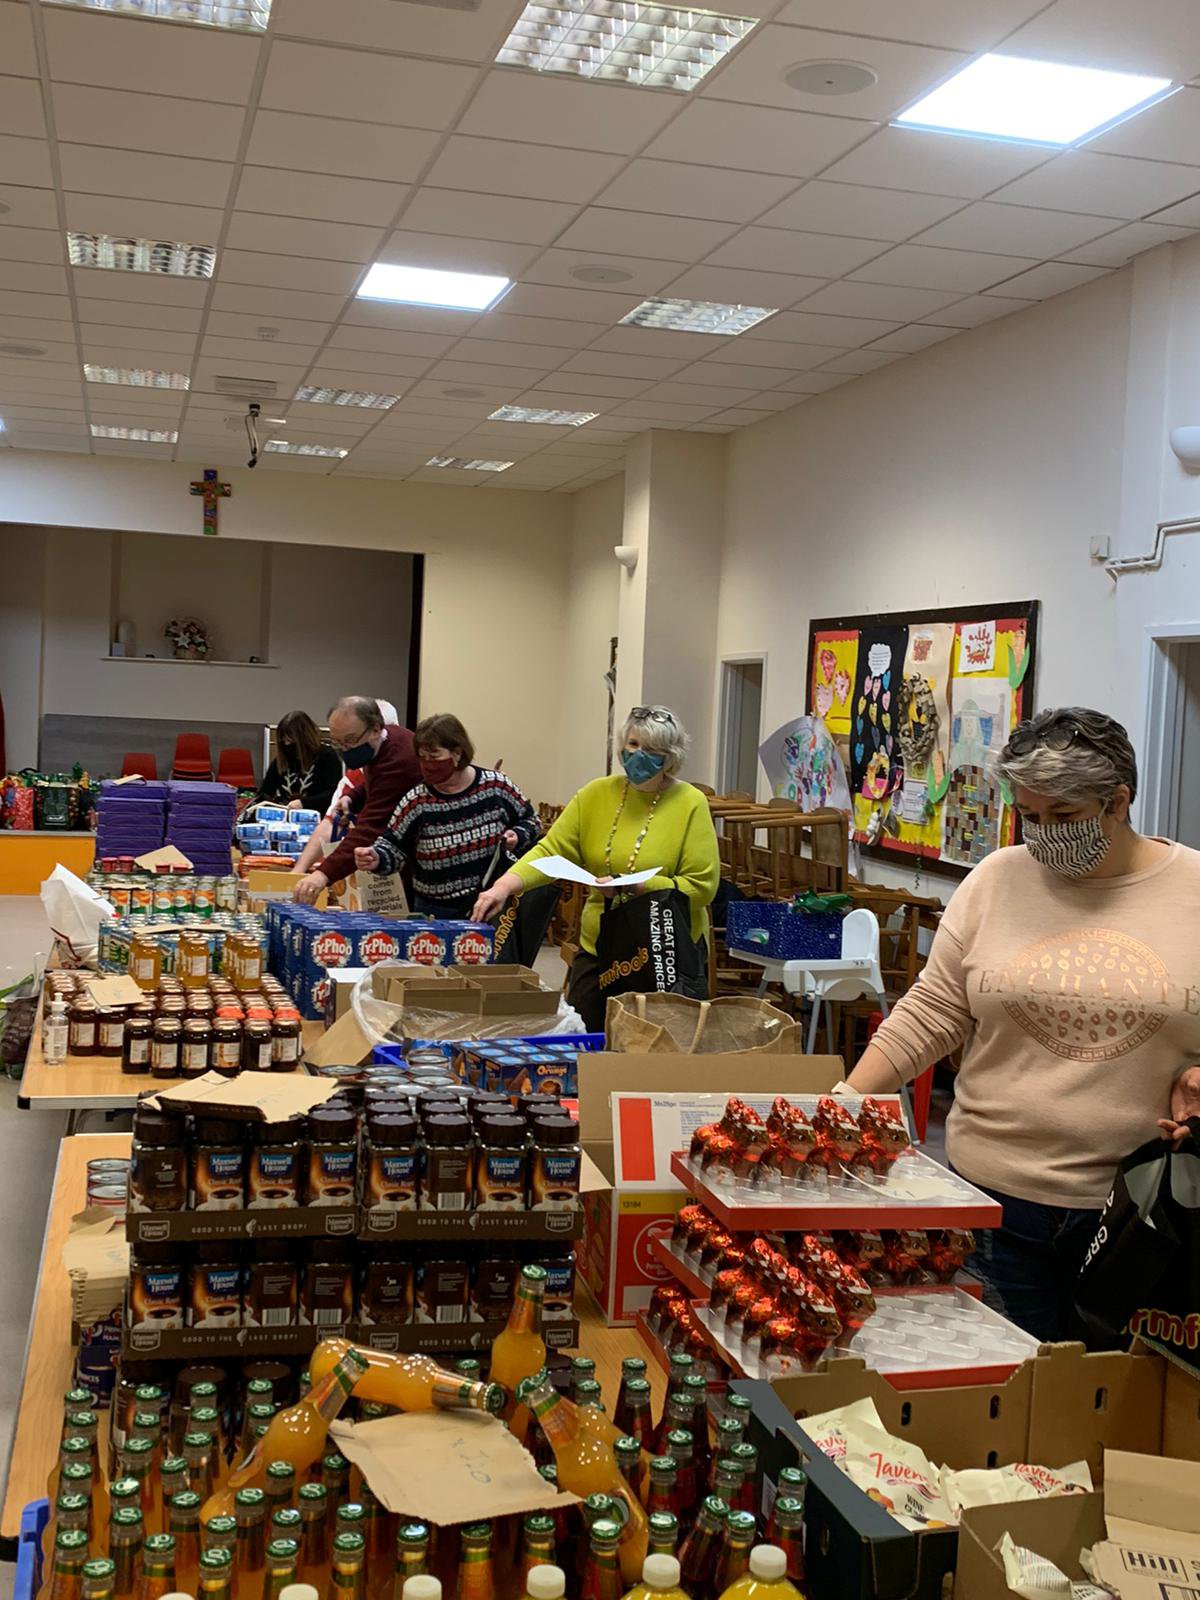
[806,600,1039,876]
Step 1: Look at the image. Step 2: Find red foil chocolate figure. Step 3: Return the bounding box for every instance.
[783,1271,842,1358]
[761,1100,818,1185]
[882,1229,934,1285]
[828,1260,876,1330]
[929,1228,976,1282]
[856,1096,912,1175]
[811,1096,863,1172]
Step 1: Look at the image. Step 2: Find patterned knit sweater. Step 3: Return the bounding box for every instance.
[372,769,541,906]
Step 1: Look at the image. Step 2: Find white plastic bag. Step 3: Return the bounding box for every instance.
[40,864,115,968]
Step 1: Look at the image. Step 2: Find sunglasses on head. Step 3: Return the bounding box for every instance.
[1006,715,1102,757]
[631,706,676,725]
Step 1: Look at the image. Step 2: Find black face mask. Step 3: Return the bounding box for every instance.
[340,738,376,770]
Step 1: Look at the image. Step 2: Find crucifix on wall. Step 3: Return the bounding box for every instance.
[190,467,231,536]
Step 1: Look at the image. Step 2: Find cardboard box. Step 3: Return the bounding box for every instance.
[326,967,370,1024]
[736,1343,1200,1600]
[577,1053,844,1325]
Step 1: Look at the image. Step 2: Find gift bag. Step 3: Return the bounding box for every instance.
[606,992,802,1054]
[1071,1121,1200,1374]
[594,888,705,1006]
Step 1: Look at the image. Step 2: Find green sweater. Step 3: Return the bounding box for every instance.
[511,775,721,955]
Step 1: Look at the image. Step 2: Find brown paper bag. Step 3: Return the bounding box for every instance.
[605,992,802,1054]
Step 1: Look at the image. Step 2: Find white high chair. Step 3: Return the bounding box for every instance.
[738,906,888,1053]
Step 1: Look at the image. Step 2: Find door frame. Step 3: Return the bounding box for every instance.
[1138,620,1200,837]
[715,652,767,796]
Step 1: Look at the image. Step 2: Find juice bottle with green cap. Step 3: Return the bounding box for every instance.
[716,1545,801,1600]
[263,1538,300,1600]
[455,1524,494,1600]
[168,1489,202,1597]
[322,1456,350,1502]
[714,1517,757,1597]
[297,1483,331,1595]
[580,1519,620,1600]
[489,1267,547,1441]
[233,1487,266,1600]
[647,1515,677,1558]
[622,1554,691,1600]
[109,1508,144,1600]
[132,1533,176,1600]
[266,1462,296,1516]
[518,1515,555,1591]
[38,1527,90,1600]
[199,1547,234,1600]
[43,1460,93,1562]
[330,1533,366,1600]
[765,1503,802,1587]
[308,1342,504,1420]
[679,1498,726,1599]
[81,1557,115,1600]
[184,1433,217,1508]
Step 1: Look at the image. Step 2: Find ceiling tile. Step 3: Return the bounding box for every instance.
[63,194,224,243]
[519,249,689,295]
[400,189,578,246]
[820,348,903,373]
[595,159,795,225]
[81,325,197,355]
[771,0,1046,49]
[587,325,728,359]
[555,208,736,262]
[246,109,440,184]
[447,337,573,369]
[52,84,244,162]
[0,184,59,230]
[821,127,1051,199]
[1003,0,1200,78]
[0,315,77,344]
[331,323,468,356]
[206,311,329,343]
[994,261,1111,299]
[560,349,689,379]
[660,262,825,306]
[0,227,62,266]
[644,101,872,178]
[424,137,623,206]
[708,337,842,369]
[0,3,37,78]
[406,377,517,405]
[925,294,1029,328]
[700,406,771,424]
[850,243,1039,291]
[0,134,54,190]
[234,167,408,228]
[527,370,649,397]
[0,77,45,141]
[59,146,233,210]
[640,381,757,406]
[218,249,363,295]
[377,229,538,278]
[757,180,962,240]
[701,26,965,119]
[913,201,1120,257]
[743,308,901,344]
[1088,87,1200,166]
[673,359,807,388]
[475,312,610,348]
[44,9,261,103]
[70,272,209,308]
[798,280,962,319]
[498,283,641,322]
[76,298,202,333]
[261,41,477,129]
[226,211,385,262]
[459,71,681,156]
[1063,218,1194,264]
[208,283,348,322]
[867,322,958,352]
[994,153,1200,220]
[306,360,437,387]
[771,371,854,392]
[278,0,519,60]
[0,290,70,322]
[608,399,718,422]
[737,390,809,411]
[705,227,888,277]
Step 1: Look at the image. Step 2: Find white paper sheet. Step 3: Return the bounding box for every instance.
[529,855,661,888]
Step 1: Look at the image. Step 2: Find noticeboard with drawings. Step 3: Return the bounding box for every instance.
[805,600,1039,877]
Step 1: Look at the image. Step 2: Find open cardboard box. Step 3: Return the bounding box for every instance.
[577,1053,844,1325]
[735,1342,1200,1600]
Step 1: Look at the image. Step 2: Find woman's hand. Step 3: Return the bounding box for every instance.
[1158,1064,1200,1147]
[594,875,620,899]
[473,882,512,923]
[502,830,519,851]
[354,847,380,873]
[285,797,303,811]
[293,871,328,904]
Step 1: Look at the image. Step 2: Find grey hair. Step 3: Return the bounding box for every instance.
[997,706,1139,808]
[620,705,691,775]
[329,695,384,732]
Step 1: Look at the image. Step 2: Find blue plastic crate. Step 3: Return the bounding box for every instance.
[16,1499,48,1600]
[372,1033,604,1069]
[726,898,846,960]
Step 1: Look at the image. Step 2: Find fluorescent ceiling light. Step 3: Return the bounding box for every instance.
[620,297,776,335]
[497,0,757,91]
[489,404,598,426]
[68,233,217,278]
[894,53,1174,146]
[426,456,513,472]
[357,263,510,312]
[85,364,190,390]
[296,386,399,410]
[42,0,271,32]
[91,424,177,443]
[265,440,349,458]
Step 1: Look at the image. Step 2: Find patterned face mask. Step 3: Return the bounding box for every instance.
[1021,814,1112,878]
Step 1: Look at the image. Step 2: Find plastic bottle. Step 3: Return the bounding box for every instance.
[489,1267,547,1441]
[713,1517,758,1598]
[518,1515,556,1591]
[39,1528,90,1600]
[308,1342,503,1419]
[199,1549,235,1600]
[455,1523,495,1600]
[522,1568,564,1600]
[402,1579,442,1600]
[580,1519,621,1600]
[714,1545,801,1600]
[622,1554,692,1600]
[44,996,69,1065]
[330,1532,367,1600]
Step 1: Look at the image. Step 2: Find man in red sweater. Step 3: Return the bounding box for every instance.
[293,696,420,903]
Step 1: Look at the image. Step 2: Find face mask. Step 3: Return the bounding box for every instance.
[622,748,666,786]
[1022,814,1111,879]
[420,755,458,786]
[340,737,376,770]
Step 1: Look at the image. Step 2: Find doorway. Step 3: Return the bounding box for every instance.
[717,656,764,795]
[1139,623,1200,845]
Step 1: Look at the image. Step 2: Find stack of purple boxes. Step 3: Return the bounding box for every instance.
[95,780,168,860]
[165,780,237,876]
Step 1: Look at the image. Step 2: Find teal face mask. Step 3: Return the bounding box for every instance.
[622,748,666,785]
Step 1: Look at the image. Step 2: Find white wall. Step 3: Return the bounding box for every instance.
[115,531,266,664]
[559,475,623,798]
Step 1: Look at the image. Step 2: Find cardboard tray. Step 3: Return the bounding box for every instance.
[347,1316,579,1355]
[126,1206,357,1243]
[360,1206,583,1241]
[123,1321,328,1359]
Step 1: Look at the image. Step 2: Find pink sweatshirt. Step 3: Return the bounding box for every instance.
[870,841,1200,1208]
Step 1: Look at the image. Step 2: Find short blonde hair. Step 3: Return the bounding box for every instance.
[620,705,691,775]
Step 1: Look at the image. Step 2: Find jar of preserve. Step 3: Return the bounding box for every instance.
[68,996,98,1057]
[130,934,161,991]
[186,992,214,1019]
[271,1013,302,1072]
[96,1006,126,1057]
[181,1019,212,1079]
[122,1015,153,1076]
[178,932,210,990]
[237,939,264,991]
[210,1019,241,1077]
[242,1019,273,1074]
[151,1017,182,1079]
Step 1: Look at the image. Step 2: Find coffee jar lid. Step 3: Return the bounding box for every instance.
[480,1115,527,1148]
[195,1116,242,1144]
[534,1117,579,1147]
[133,1107,186,1143]
[424,1113,471,1146]
[308,1106,357,1140]
[368,1113,419,1146]
[258,1118,304,1144]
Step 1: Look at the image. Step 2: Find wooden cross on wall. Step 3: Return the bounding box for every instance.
[190,467,231,536]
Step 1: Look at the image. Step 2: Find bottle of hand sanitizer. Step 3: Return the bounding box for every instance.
[44,996,69,1065]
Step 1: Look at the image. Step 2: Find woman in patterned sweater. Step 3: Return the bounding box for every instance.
[355,712,540,918]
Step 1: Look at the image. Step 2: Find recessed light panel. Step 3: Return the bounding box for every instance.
[42,0,271,32]
[489,405,598,426]
[91,424,178,443]
[265,440,349,457]
[497,0,758,91]
[426,456,513,472]
[356,263,510,312]
[69,233,217,278]
[85,365,190,390]
[894,53,1174,146]
[620,297,776,335]
[296,387,399,409]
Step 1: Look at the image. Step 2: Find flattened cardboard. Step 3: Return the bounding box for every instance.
[1091,1450,1200,1600]
[955,1494,1106,1600]
[85,974,145,1007]
[148,1070,340,1120]
[304,1011,375,1067]
[134,845,194,871]
[330,1410,577,1524]
[63,1208,130,1323]
[326,968,370,1024]
[248,869,327,907]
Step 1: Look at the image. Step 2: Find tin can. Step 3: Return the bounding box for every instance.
[129,882,152,921]
[153,882,175,918]
[193,878,215,919]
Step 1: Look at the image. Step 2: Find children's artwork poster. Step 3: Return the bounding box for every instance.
[810,629,858,737]
[758,716,852,813]
[807,602,1038,875]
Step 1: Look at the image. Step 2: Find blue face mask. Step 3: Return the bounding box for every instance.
[622,747,666,786]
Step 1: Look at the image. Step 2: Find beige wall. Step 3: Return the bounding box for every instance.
[559,475,623,798]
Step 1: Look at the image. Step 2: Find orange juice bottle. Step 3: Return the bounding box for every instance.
[455,1524,494,1600]
[623,1555,692,1600]
[716,1545,801,1600]
[308,1343,504,1418]
[490,1267,547,1441]
[109,1508,144,1600]
[38,1529,90,1600]
[516,1374,648,1588]
[168,1490,202,1598]
[132,1534,177,1600]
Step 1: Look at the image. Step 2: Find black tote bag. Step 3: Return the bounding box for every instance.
[1071,1120,1200,1375]
[593,888,705,1005]
[490,884,561,966]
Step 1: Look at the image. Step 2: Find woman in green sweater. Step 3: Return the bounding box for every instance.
[472,705,720,1031]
